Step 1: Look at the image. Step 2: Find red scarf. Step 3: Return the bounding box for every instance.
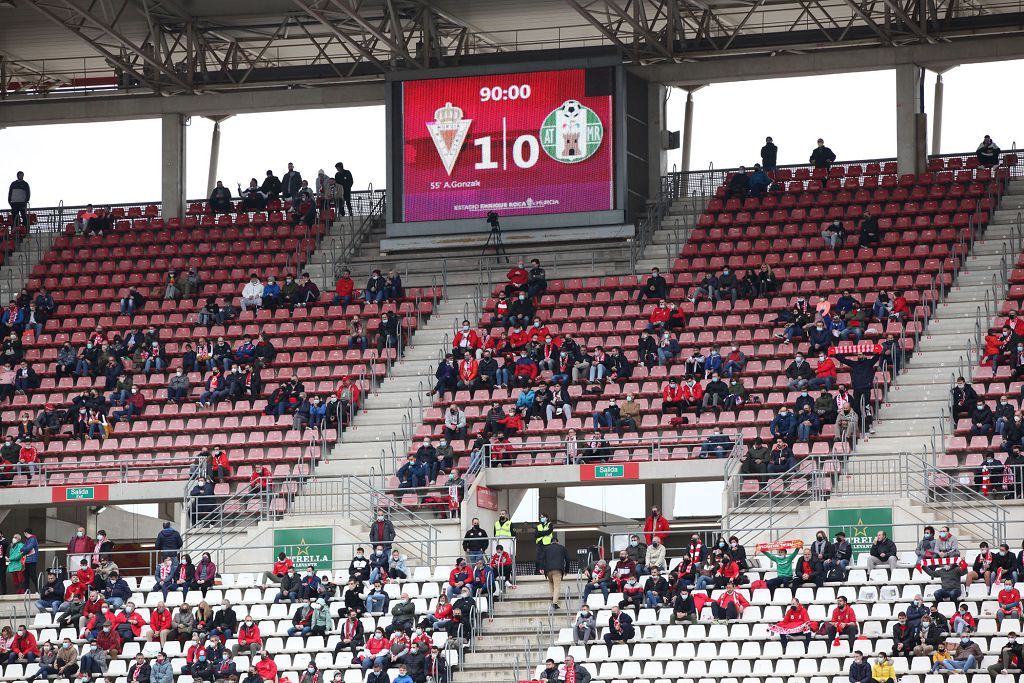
[448,483,461,510]
[132,666,141,681]
[178,565,188,581]
[686,541,703,573]
[564,663,576,683]
[982,466,991,496]
[343,620,359,640]
[914,556,968,575]
[612,614,622,632]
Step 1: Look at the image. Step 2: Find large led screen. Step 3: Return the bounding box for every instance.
[401,68,615,222]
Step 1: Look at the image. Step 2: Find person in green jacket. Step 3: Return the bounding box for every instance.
[763,545,800,591]
[7,533,25,593]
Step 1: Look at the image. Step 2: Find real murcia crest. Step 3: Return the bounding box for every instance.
[427,101,472,176]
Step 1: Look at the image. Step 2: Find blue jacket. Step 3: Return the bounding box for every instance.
[155,527,183,553]
[107,578,132,601]
[263,282,281,298]
[21,535,38,563]
[516,390,535,409]
[435,363,456,385]
[397,460,427,486]
[770,411,797,436]
[704,354,722,375]
[235,343,256,362]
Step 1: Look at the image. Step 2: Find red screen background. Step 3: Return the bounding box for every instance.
[401,68,615,222]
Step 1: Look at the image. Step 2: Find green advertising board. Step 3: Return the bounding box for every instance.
[273,527,334,570]
[827,507,893,558]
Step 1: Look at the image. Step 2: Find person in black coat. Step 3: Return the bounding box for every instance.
[809,139,836,169]
[281,163,302,200]
[637,268,668,302]
[431,355,457,400]
[209,181,232,215]
[260,171,282,199]
[725,167,750,200]
[951,376,979,420]
[791,548,824,589]
[334,163,354,216]
[376,313,400,353]
[760,137,778,171]
[858,211,881,249]
[603,606,635,646]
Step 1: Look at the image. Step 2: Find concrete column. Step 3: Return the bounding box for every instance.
[161,113,187,219]
[680,89,696,174]
[895,64,927,175]
[931,68,954,155]
[205,115,233,195]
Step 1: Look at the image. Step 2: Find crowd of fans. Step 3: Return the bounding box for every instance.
[564,523,1024,681]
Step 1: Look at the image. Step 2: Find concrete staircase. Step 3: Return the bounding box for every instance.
[859,177,1024,454]
[454,575,579,683]
[0,232,60,303]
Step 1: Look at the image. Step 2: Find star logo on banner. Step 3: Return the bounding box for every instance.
[851,518,869,538]
[294,538,310,557]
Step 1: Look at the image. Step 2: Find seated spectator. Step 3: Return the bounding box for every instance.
[865,531,898,570]
[725,167,750,200]
[791,547,823,589]
[762,544,800,590]
[966,541,1001,588]
[977,134,1001,166]
[769,598,813,651]
[209,181,232,214]
[239,179,267,210]
[769,408,796,441]
[872,652,896,683]
[573,605,597,644]
[824,531,852,579]
[913,612,943,656]
[858,211,881,249]
[710,582,748,621]
[637,268,668,302]
[748,164,771,196]
[739,438,768,478]
[795,405,820,442]
[822,219,846,251]
[941,635,982,673]
[119,287,145,317]
[602,606,634,646]
[987,631,1023,676]
[848,650,872,683]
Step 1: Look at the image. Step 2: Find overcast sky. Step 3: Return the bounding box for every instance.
[2,60,1021,209]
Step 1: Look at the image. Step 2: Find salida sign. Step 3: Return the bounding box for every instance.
[579,463,639,481]
[273,527,333,570]
[401,68,614,222]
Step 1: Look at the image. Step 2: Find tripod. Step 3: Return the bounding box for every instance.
[482,223,509,262]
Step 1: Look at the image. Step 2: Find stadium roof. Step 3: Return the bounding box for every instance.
[2,0,1023,98]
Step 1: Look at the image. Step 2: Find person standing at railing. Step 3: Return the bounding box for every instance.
[462,519,488,566]
[809,138,836,169]
[760,137,778,172]
[977,135,1001,166]
[7,172,30,232]
[334,162,354,216]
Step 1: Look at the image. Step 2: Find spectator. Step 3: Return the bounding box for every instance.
[710,582,748,622]
[67,526,95,570]
[941,636,982,673]
[826,596,858,650]
[209,181,232,215]
[913,612,943,656]
[766,438,795,474]
[462,519,488,565]
[760,137,778,171]
[740,438,769,478]
[147,601,172,645]
[334,163,355,215]
[770,598,812,650]
[987,631,1023,675]
[950,603,976,634]
[997,575,1022,624]
[643,506,669,545]
[822,219,846,251]
[7,172,30,230]
[824,532,852,579]
[167,368,191,404]
[603,605,634,646]
[871,652,895,683]
[858,211,881,250]
[557,655,591,683]
[637,268,668,302]
[748,164,771,196]
[791,547,823,589]
[864,531,897,570]
[809,138,836,169]
[370,510,396,551]
[281,162,302,200]
[762,544,800,591]
[643,538,667,576]
[725,167,749,200]
[977,135,1001,166]
[574,605,596,643]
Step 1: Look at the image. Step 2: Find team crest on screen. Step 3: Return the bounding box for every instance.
[427,102,472,176]
[540,99,603,163]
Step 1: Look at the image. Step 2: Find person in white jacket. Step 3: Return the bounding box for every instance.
[241,274,264,312]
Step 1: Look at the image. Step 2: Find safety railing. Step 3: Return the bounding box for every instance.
[662,149,1022,201]
[723,451,1008,545]
[474,431,743,473]
[184,472,441,559]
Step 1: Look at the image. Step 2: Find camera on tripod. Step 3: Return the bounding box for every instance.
[486,211,500,231]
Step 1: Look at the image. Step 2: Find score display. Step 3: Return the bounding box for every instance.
[400,68,615,223]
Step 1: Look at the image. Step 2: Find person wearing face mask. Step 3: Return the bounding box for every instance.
[114,600,145,641]
[348,547,372,584]
[8,624,39,664]
[915,526,937,560]
[67,526,95,571]
[637,267,668,302]
[581,559,611,604]
[370,512,396,552]
[988,630,1024,675]
[905,594,927,629]
[192,553,218,598]
[950,375,978,421]
[996,574,1022,625]
[51,638,79,679]
[912,613,943,656]
[231,615,262,658]
[167,367,192,404]
[807,318,833,355]
[209,598,237,642]
[94,619,122,657]
[870,652,894,683]
[508,291,535,329]
[785,354,814,391]
[171,603,196,645]
[942,635,982,673]
[847,650,872,683]
[462,519,489,566]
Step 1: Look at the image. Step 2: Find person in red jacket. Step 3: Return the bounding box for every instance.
[710,583,749,620]
[680,377,704,412]
[808,353,838,390]
[825,596,859,650]
[490,544,514,585]
[8,626,39,664]
[661,380,686,416]
[147,600,173,645]
[255,650,278,681]
[504,259,529,297]
[512,352,538,387]
[232,615,263,657]
[496,407,525,436]
[996,577,1022,625]
[619,576,645,609]
[509,326,531,349]
[446,559,473,599]
[643,507,670,546]
[647,300,671,334]
[113,602,146,641]
[333,268,355,306]
[211,447,232,482]
[457,353,479,391]
[453,322,481,356]
[263,552,294,586]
